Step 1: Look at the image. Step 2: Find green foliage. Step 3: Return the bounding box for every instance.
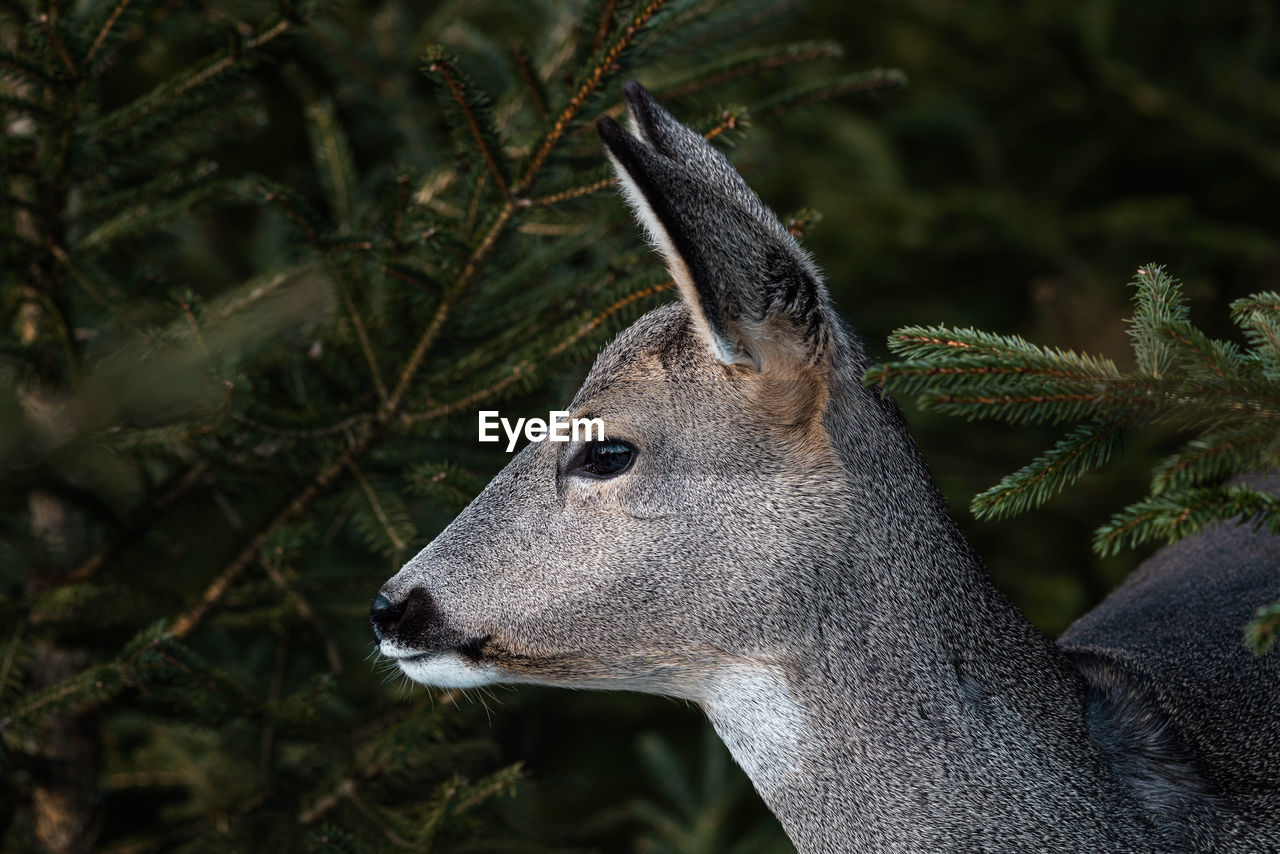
[1,0,891,849]
[628,729,789,854]
[870,264,1280,651]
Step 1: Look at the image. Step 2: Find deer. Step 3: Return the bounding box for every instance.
[370,81,1280,853]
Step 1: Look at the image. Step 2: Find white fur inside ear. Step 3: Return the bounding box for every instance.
[606,150,737,365]
[626,111,650,147]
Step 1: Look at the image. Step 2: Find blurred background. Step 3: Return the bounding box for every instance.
[2,0,1277,851]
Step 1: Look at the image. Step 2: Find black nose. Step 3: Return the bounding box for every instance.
[369,592,406,642]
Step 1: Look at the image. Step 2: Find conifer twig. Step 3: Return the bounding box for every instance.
[591,0,620,57]
[401,280,672,424]
[387,203,516,411]
[333,270,389,402]
[230,410,377,440]
[68,464,209,582]
[392,174,411,246]
[512,47,548,118]
[260,554,342,673]
[169,430,376,640]
[517,0,668,194]
[35,13,79,79]
[86,0,132,66]
[527,176,617,207]
[424,56,510,199]
[380,263,441,295]
[260,184,389,401]
[347,460,408,554]
[96,16,294,134]
[662,41,842,100]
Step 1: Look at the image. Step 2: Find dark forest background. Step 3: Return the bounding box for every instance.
[2,1,1277,851]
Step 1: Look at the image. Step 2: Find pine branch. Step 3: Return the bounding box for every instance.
[387,202,516,411]
[511,45,549,118]
[1094,485,1280,557]
[753,67,908,118]
[169,428,377,640]
[1150,425,1278,495]
[34,12,79,80]
[590,0,621,58]
[1160,318,1245,378]
[971,418,1126,519]
[0,47,57,86]
[422,48,510,199]
[85,0,134,68]
[304,97,357,226]
[517,0,669,194]
[527,174,616,207]
[67,464,209,582]
[332,270,389,404]
[259,554,342,673]
[346,462,412,558]
[1128,264,1188,378]
[1232,291,1280,377]
[661,40,843,100]
[1247,598,1280,655]
[94,16,295,136]
[399,279,673,425]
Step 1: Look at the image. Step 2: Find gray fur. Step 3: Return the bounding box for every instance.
[374,83,1280,852]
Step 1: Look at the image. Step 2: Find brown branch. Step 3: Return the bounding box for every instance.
[517,0,668,194]
[387,202,516,411]
[86,0,131,66]
[169,430,375,640]
[97,17,293,134]
[260,186,388,401]
[380,264,441,296]
[465,172,486,234]
[346,788,422,849]
[298,691,460,825]
[346,460,407,554]
[527,176,617,206]
[590,0,620,57]
[332,265,389,402]
[230,410,376,440]
[298,763,384,825]
[663,42,841,100]
[392,174,410,245]
[424,57,509,199]
[546,279,672,359]
[401,280,672,424]
[512,47,547,118]
[933,392,1100,406]
[68,465,209,582]
[35,13,78,79]
[259,554,342,673]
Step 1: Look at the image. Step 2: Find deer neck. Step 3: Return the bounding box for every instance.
[699,374,1149,852]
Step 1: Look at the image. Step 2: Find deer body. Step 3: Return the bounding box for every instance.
[372,83,1280,852]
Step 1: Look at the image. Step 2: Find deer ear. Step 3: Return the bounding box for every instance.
[597,81,832,372]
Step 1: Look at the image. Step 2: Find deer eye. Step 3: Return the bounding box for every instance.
[582,440,635,477]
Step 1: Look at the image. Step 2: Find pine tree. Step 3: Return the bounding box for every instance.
[867,265,1280,653]
[0,1,902,850]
